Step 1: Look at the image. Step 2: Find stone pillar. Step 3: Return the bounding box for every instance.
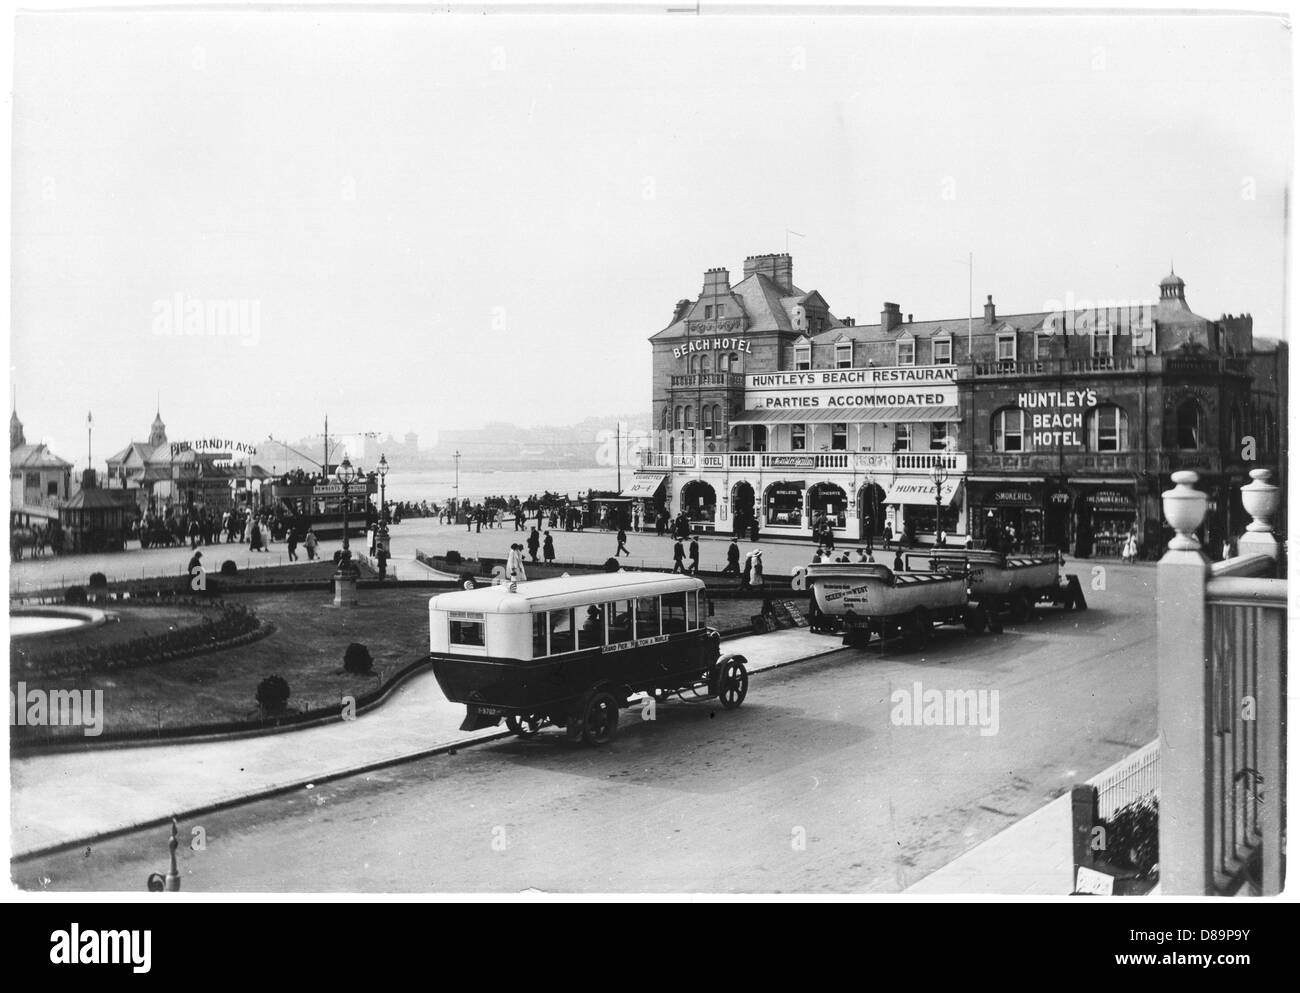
[1156,470,1213,894]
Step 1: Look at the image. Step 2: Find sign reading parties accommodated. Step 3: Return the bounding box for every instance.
[1017,389,1099,449]
[744,365,958,411]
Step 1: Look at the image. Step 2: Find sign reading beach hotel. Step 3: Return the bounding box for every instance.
[745,365,958,410]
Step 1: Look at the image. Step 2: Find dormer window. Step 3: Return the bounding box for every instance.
[704,304,713,319]
[835,342,853,368]
[896,336,915,366]
[794,337,811,371]
[996,332,1017,363]
[1035,333,1053,360]
[932,337,952,364]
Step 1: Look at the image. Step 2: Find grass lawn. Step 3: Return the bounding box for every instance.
[10,580,797,743]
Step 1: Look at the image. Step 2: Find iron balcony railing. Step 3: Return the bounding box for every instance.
[635,450,967,473]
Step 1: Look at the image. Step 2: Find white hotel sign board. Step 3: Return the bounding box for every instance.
[744,366,958,411]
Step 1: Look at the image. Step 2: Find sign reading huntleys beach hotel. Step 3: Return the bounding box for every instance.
[745,365,958,411]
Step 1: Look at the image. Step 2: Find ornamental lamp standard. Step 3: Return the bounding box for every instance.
[333,455,360,606]
[378,453,389,541]
[929,461,950,545]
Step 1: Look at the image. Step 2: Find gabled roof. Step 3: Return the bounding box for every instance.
[106,441,155,466]
[11,443,72,470]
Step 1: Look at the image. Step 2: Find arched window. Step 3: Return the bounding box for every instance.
[1176,399,1204,450]
[992,408,1027,452]
[1087,405,1129,452]
[702,405,714,439]
[674,405,684,431]
[1228,404,1243,452]
[684,405,695,432]
[718,353,730,373]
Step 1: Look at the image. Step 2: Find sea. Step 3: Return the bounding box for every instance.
[381,467,623,505]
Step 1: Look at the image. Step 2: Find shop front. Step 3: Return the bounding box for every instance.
[809,481,848,530]
[1071,480,1139,559]
[967,479,1044,552]
[881,476,964,544]
[680,479,718,526]
[764,479,806,529]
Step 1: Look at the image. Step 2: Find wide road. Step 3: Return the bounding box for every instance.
[14,564,1156,893]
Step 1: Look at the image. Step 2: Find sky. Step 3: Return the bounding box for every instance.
[9,8,1291,471]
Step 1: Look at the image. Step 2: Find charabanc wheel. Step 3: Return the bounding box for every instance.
[903,607,931,652]
[964,604,989,634]
[1009,591,1032,623]
[580,691,619,745]
[716,657,749,710]
[460,573,477,590]
[506,713,541,736]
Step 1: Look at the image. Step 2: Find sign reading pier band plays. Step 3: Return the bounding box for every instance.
[745,365,958,410]
[1018,389,1098,448]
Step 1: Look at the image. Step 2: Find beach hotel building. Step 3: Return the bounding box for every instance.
[637,254,1285,556]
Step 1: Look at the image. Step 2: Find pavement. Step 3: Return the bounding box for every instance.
[9,627,842,859]
[905,746,1158,896]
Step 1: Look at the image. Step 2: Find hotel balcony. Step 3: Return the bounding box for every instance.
[637,449,966,475]
[966,355,1249,379]
[668,373,747,389]
[972,448,1226,477]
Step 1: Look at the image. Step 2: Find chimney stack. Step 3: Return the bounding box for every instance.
[702,267,732,297]
[743,253,794,292]
[984,294,996,325]
[881,302,903,333]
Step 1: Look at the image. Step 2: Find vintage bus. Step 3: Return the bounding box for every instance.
[428,573,749,746]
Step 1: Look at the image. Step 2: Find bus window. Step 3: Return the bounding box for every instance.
[634,596,660,639]
[578,604,605,650]
[661,591,687,633]
[549,608,575,654]
[532,612,549,657]
[687,590,699,629]
[449,618,485,648]
[607,600,633,643]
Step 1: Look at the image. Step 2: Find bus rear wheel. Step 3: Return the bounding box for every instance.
[716,657,749,710]
[581,691,619,745]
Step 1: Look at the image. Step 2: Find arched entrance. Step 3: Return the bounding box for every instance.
[731,481,756,538]
[808,482,848,530]
[857,482,886,542]
[681,480,717,525]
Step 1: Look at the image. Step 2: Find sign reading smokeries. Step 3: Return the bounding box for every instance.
[1017,389,1098,448]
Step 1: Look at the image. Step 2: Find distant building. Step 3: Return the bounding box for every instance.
[9,407,72,513]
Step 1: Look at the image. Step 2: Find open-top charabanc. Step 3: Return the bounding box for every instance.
[805,561,989,650]
[428,573,748,746]
[899,547,1084,621]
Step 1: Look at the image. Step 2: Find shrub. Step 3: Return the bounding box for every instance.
[343,642,374,675]
[603,557,621,573]
[64,585,87,605]
[445,550,463,565]
[1101,796,1159,876]
[220,560,238,577]
[256,675,291,715]
[88,573,107,589]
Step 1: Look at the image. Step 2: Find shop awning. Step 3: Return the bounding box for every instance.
[620,474,666,498]
[883,478,963,506]
[730,405,959,426]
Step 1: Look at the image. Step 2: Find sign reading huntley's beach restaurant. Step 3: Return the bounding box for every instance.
[744,365,959,411]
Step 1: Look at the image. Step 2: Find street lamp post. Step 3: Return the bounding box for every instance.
[333,455,360,607]
[929,462,950,546]
[377,454,389,581]
[454,450,461,517]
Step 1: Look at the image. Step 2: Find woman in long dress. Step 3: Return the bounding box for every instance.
[249,520,264,552]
